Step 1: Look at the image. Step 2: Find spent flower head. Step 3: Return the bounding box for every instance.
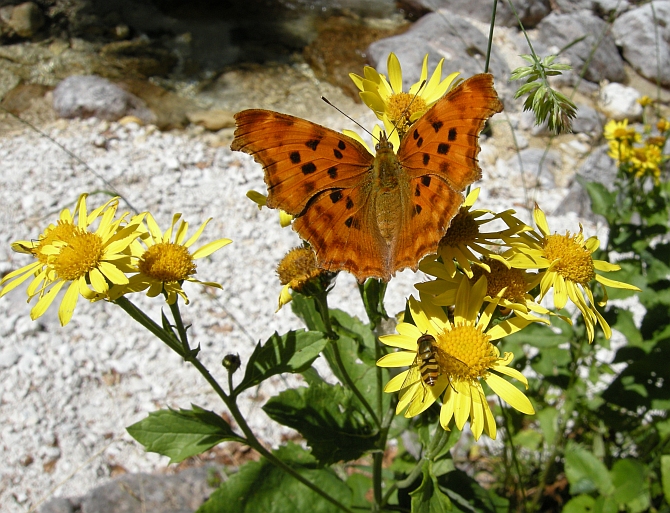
[114,213,231,305]
[504,205,640,342]
[349,52,459,147]
[377,278,535,440]
[276,246,334,310]
[0,194,143,325]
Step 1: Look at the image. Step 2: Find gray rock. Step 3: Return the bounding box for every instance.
[52,75,155,123]
[366,10,509,92]
[0,348,20,369]
[571,103,604,137]
[39,497,74,513]
[612,1,670,86]
[7,2,43,38]
[556,144,617,219]
[39,466,217,513]
[552,0,632,17]
[536,11,626,83]
[399,0,551,28]
[504,148,562,188]
[599,82,643,121]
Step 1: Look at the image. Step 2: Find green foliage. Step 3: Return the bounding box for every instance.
[126,406,243,464]
[196,443,352,513]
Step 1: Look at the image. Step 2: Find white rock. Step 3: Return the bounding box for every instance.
[0,349,20,369]
[599,82,643,120]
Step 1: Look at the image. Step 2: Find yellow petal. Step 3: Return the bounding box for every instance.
[453,380,472,429]
[98,261,129,286]
[469,383,485,441]
[385,370,411,393]
[376,351,416,368]
[485,373,534,415]
[58,279,82,326]
[31,280,65,320]
[595,273,640,291]
[387,53,402,94]
[192,238,232,259]
[246,190,267,208]
[533,204,550,236]
[440,387,455,430]
[359,91,387,115]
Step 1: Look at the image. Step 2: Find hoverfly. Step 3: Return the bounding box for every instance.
[399,334,468,403]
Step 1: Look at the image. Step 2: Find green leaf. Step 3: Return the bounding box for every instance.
[563,494,596,513]
[409,466,452,513]
[661,455,670,504]
[331,309,377,365]
[564,443,613,496]
[438,469,508,512]
[197,443,352,513]
[291,294,326,331]
[505,321,566,348]
[610,459,649,511]
[263,382,379,465]
[537,407,558,445]
[513,429,543,451]
[576,177,617,221]
[126,405,243,464]
[234,330,327,395]
[346,472,374,510]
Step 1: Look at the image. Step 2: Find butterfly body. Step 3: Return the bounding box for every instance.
[231,73,503,281]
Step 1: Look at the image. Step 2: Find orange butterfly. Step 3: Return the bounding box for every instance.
[231,73,503,282]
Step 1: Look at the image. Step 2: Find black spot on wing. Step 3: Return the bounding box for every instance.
[290,151,301,164]
[412,204,423,217]
[423,153,430,165]
[345,216,360,229]
[329,190,343,203]
[415,184,421,196]
[328,166,338,179]
[413,129,420,140]
[302,162,317,174]
[439,162,450,173]
[417,137,423,148]
[333,149,343,159]
[345,197,354,209]
[437,143,450,155]
[448,128,457,141]
[304,182,315,194]
[421,176,431,187]
[305,138,321,150]
[432,121,443,133]
[338,140,346,150]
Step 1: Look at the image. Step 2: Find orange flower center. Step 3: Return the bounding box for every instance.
[51,229,103,281]
[138,242,195,282]
[440,209,479,247]
[387,92,427,137]
[543,233,595,285]
[436,324,498,381]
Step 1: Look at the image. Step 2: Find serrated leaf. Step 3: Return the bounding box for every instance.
[263,382,379,465]
[234,330,327,395]
[564,444,613,496]
[197,443,352,513]
[331,309,377,365]
[126,405,242,464]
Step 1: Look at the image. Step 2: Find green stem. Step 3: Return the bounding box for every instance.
[169,297,192,355]
[484,0,498,74]
[499,397,527,511]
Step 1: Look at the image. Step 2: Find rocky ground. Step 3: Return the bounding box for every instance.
[0,2,664,511]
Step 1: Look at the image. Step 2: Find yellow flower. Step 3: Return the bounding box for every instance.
[421,188,531,278]
[377,278,535,441]
[630,144,663,184]
[114,213,231,305]
[0,194,143,326]
[247,190,293,227]
[504,205,640,342]
[417,257,556,323]
[637,95,653,107]
[349,52,460,147]
[275,246,332,311]
[603,119,640,145]
[657,118,670,133]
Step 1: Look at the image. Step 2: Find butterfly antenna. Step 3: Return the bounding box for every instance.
[321,96,378,142]
[386,79,428,142]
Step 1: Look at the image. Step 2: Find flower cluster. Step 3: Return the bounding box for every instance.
[378,188,640,438]
[604,99,669,186]
[0,193,231,326]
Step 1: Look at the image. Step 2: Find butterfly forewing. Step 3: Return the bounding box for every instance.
[231,109,374,215]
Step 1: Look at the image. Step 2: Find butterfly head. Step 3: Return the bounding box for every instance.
[375,131,394,152]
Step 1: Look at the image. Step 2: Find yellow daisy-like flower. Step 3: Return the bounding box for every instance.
[630,144,663,184]
[637,95,653,107]
[0,194,143,326]
[349,52,460,147]
[417,257,555,322]
[377,278,535,441]
[657,118,670,133]
[115,213,231,305]
[275,246,333,311]
[246,190,293,228]
[504,205,640,342]
[603,119,641,145]
[422,188,531,278]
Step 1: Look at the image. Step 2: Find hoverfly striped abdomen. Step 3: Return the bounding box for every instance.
[417,334,440,387]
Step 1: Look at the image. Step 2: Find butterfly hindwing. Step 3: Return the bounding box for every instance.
[399,73,503,191]
[293,182,389,280]
[231,110,374,215]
